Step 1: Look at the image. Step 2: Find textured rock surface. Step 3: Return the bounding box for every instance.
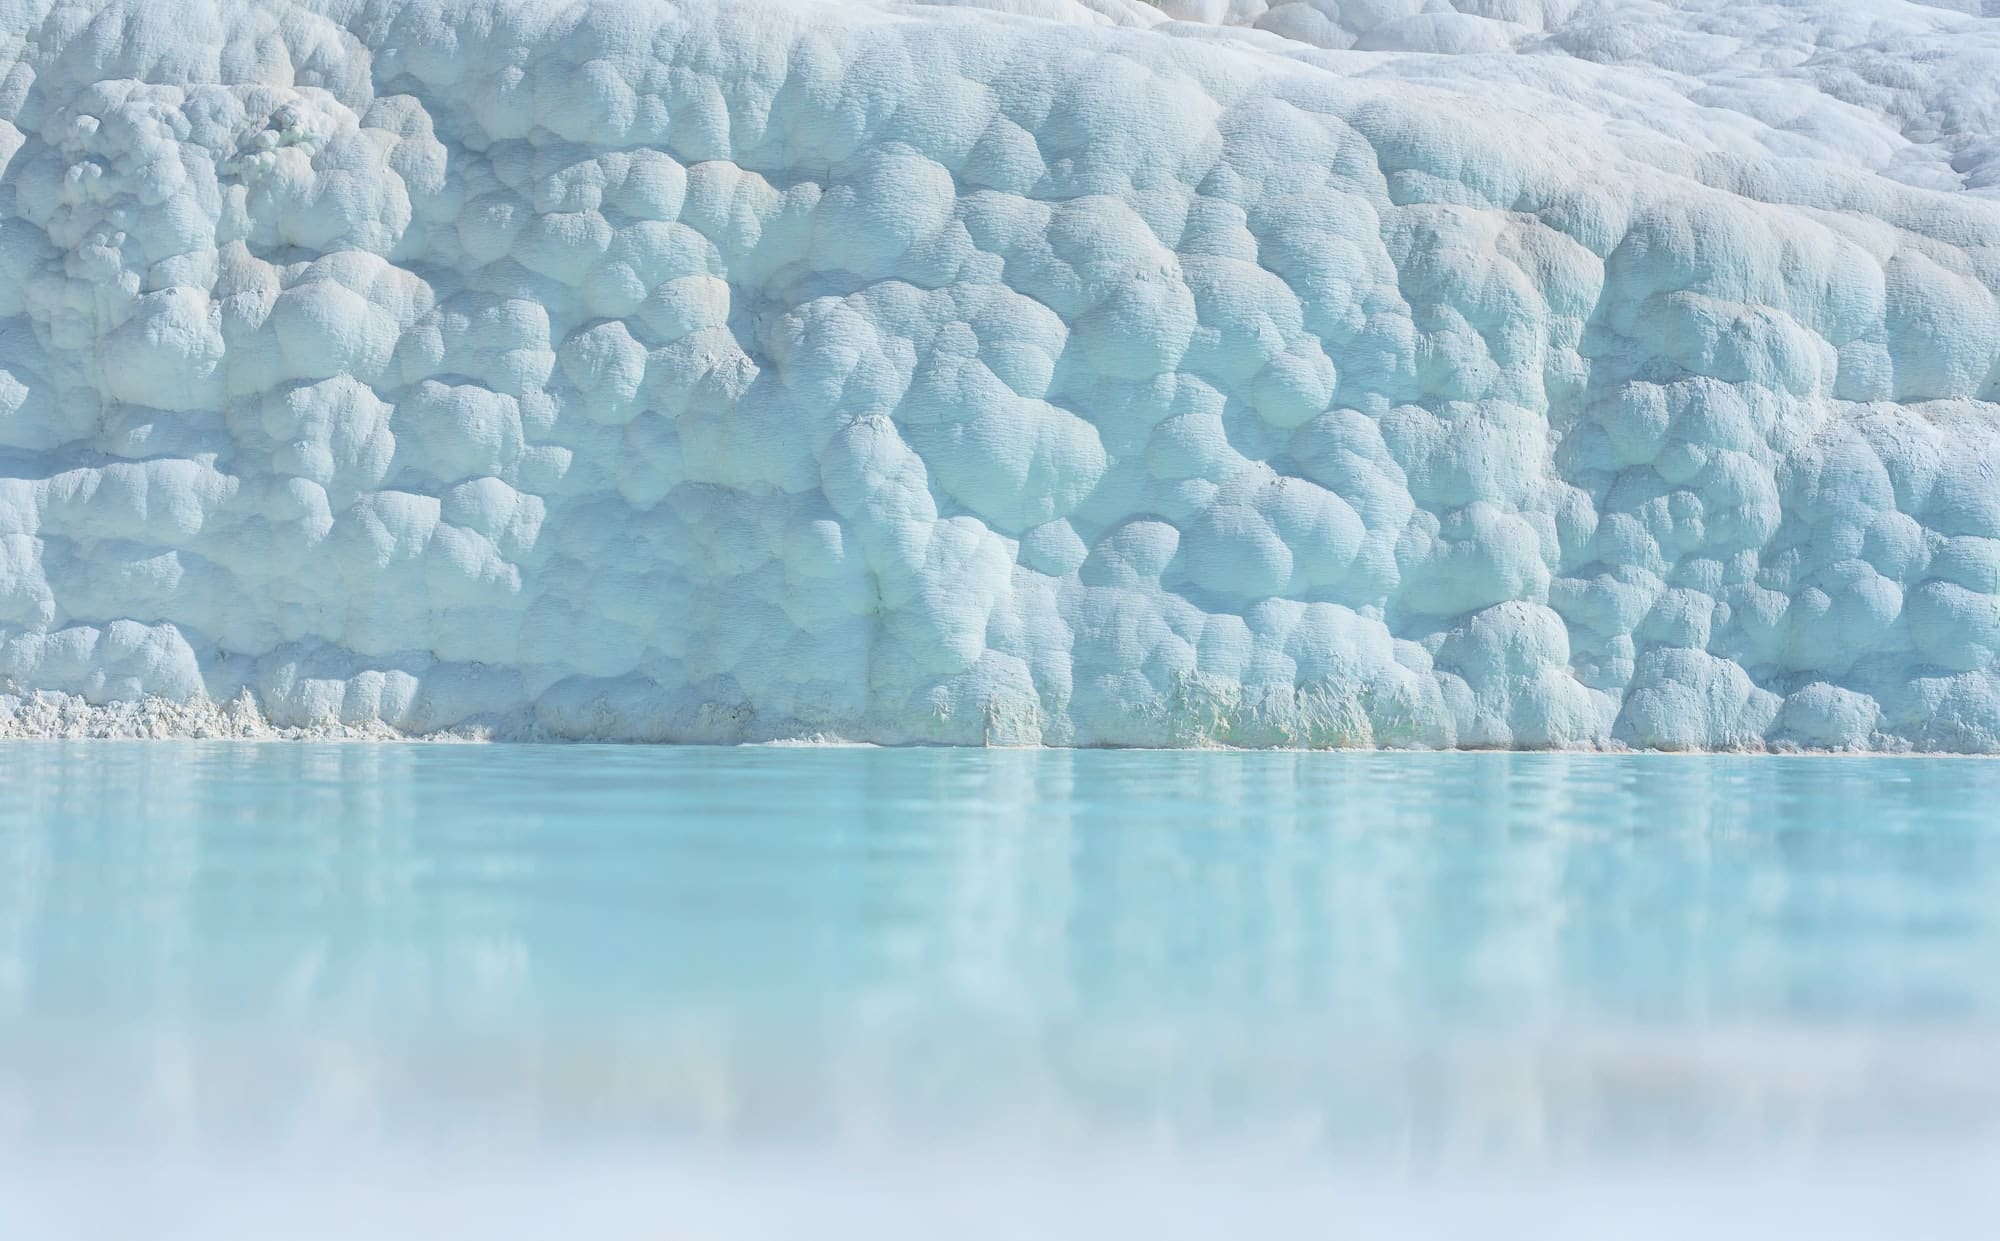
[1,0,1999,747]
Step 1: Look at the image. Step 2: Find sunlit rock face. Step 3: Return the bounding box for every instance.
[1,0,1998,747]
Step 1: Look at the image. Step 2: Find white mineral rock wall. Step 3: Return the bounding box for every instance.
[2,0,1999,747]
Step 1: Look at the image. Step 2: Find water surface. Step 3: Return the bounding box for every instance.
[3,744,1997,1237]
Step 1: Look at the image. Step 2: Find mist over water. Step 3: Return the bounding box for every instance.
[3,744,1998,1237]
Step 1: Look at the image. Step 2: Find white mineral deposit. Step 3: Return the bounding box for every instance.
[3,0,1999,749]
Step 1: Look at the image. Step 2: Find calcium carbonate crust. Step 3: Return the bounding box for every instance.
[2,0,2000,749]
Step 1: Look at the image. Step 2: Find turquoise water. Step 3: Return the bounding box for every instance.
[4,743,2000,1237]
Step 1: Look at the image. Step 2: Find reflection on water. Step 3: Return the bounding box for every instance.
[2,744,1999,1233]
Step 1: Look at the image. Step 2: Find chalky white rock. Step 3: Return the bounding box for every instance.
[1,0,1998,747]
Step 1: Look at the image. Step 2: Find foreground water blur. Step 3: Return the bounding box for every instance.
[3,743,1998,1238]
